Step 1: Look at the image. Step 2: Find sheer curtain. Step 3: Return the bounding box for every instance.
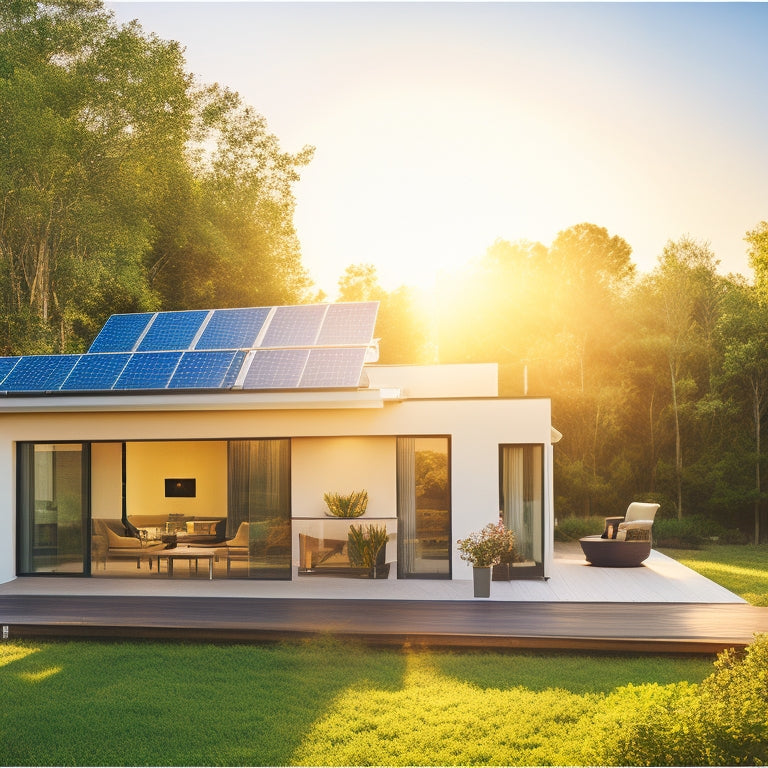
[396,437,416,575]
[501,445,532,560]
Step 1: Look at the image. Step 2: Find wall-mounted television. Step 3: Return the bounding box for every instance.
[165,478,196,498]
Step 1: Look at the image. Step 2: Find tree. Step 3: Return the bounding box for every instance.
[0,1,314,353]
[337,263,431,364]
[0,0,192,351]
[643,237,724,518]
[717,280,768,543]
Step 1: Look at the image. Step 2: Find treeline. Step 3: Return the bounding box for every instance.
[0,0,313,355]
[429,223,768,542]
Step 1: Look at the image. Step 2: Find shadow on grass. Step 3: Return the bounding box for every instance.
[0,636,407,766]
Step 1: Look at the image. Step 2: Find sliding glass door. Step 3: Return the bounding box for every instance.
[499,444,544,578]
[228,439,291,579]
[397,437,451,578]
[17,443,90,574]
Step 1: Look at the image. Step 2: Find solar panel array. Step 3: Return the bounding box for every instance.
[0,302,378,395]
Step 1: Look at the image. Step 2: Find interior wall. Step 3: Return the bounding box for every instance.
[291,437,396,518]
[125,441,227,519]
[91,442,122,520]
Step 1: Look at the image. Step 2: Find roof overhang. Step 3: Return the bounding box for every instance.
[0,388,388,414]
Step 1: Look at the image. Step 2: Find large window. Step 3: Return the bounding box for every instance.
[228,439,292,579]
[397,437,451,578]
[17,443,89,574]
[499,444,544,578]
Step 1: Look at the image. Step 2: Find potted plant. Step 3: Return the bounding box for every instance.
[347,523,390,578]
[457,521,516,597]
[323,490,368,518]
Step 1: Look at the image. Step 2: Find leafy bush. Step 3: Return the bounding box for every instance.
[457,521,517,567]
[347,524,388,567]
[594,634,768,766]
[554,516,605,542]
[653,515,747,548]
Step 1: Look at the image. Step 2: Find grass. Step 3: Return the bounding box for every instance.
[660,543,768,606]
[0,637,715,766]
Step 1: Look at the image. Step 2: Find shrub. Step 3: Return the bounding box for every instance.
[553,516,605,542]
[595,634,768,766]
[457,521,516,567]
[653,515,746,548]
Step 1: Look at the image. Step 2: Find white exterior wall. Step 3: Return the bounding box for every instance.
[0,397,553,584]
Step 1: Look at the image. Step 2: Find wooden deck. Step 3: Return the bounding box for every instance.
[2,546,766,653]
[2,594,767,653]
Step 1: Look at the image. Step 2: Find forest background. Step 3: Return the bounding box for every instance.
[2,1,768,543]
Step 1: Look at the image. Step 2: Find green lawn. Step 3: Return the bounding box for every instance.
[660,543,768,606]
[1,638,714,766]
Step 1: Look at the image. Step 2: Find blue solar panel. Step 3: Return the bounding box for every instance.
[316,302,379,345]
[0,357,20,385]
[1,355,80,392]
[195,307,270,350]
[241,349,309,389]
[88,313,154,353]
[298,348,367,389]
[113,352,182,390]
[259,304,327,347]
[60,353,131,391]
[168,351,242,389]
[136,311,208,352]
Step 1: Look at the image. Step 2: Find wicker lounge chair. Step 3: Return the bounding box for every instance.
[579,502,660,567]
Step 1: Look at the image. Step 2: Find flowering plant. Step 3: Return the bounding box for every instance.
[457,521,517,568]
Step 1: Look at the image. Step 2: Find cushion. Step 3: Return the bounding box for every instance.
[186,521,219,535]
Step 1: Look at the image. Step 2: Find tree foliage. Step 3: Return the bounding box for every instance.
[0,0,312,353]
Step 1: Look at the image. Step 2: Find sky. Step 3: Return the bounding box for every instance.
[107,1,768,297]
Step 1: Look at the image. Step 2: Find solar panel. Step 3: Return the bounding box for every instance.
[168,351,241,389]
[113,352,182,390]
[194,307,270,350]
[1,355,80,392]
[316,302,379,345]
[136,311,208,352]
[60,353,131,391]
[259,304,327,348]
[298,348,367,389]
[0,357,20,385]
[88,313,154,353]
[241,349,309,389]
[221,351,246,388]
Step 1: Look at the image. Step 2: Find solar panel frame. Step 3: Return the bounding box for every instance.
[168,350,241,390]
[113,352,183,390]
[298,347,367,389]
[240,349,310,389]
[316,302,379,346]
[259,304,327,348]
[88,313,154,353]
[136,310,208,352]
[1,355,81,392]
[194,307,271,350]
[60,353,132,392]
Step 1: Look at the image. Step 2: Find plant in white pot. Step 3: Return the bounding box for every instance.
[457,521,516,597]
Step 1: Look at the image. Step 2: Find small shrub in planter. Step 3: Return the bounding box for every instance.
[457,521,516,568]
[323,490,368,518]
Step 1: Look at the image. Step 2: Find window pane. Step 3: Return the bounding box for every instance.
[228,439,291,579]
[500,444,544,574]
[18,443,87,574]
[398,437,451,578]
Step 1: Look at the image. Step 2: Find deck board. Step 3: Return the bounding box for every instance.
[2,595,767,653]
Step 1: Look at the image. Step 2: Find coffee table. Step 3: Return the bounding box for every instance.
[154,547,215,579]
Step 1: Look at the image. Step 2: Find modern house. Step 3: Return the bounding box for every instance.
[0,301,557,584]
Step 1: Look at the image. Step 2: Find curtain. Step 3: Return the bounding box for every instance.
[396,437,416,574]
[227,440,251,537]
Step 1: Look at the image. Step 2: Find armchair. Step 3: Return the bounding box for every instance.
[579,502,660,567]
